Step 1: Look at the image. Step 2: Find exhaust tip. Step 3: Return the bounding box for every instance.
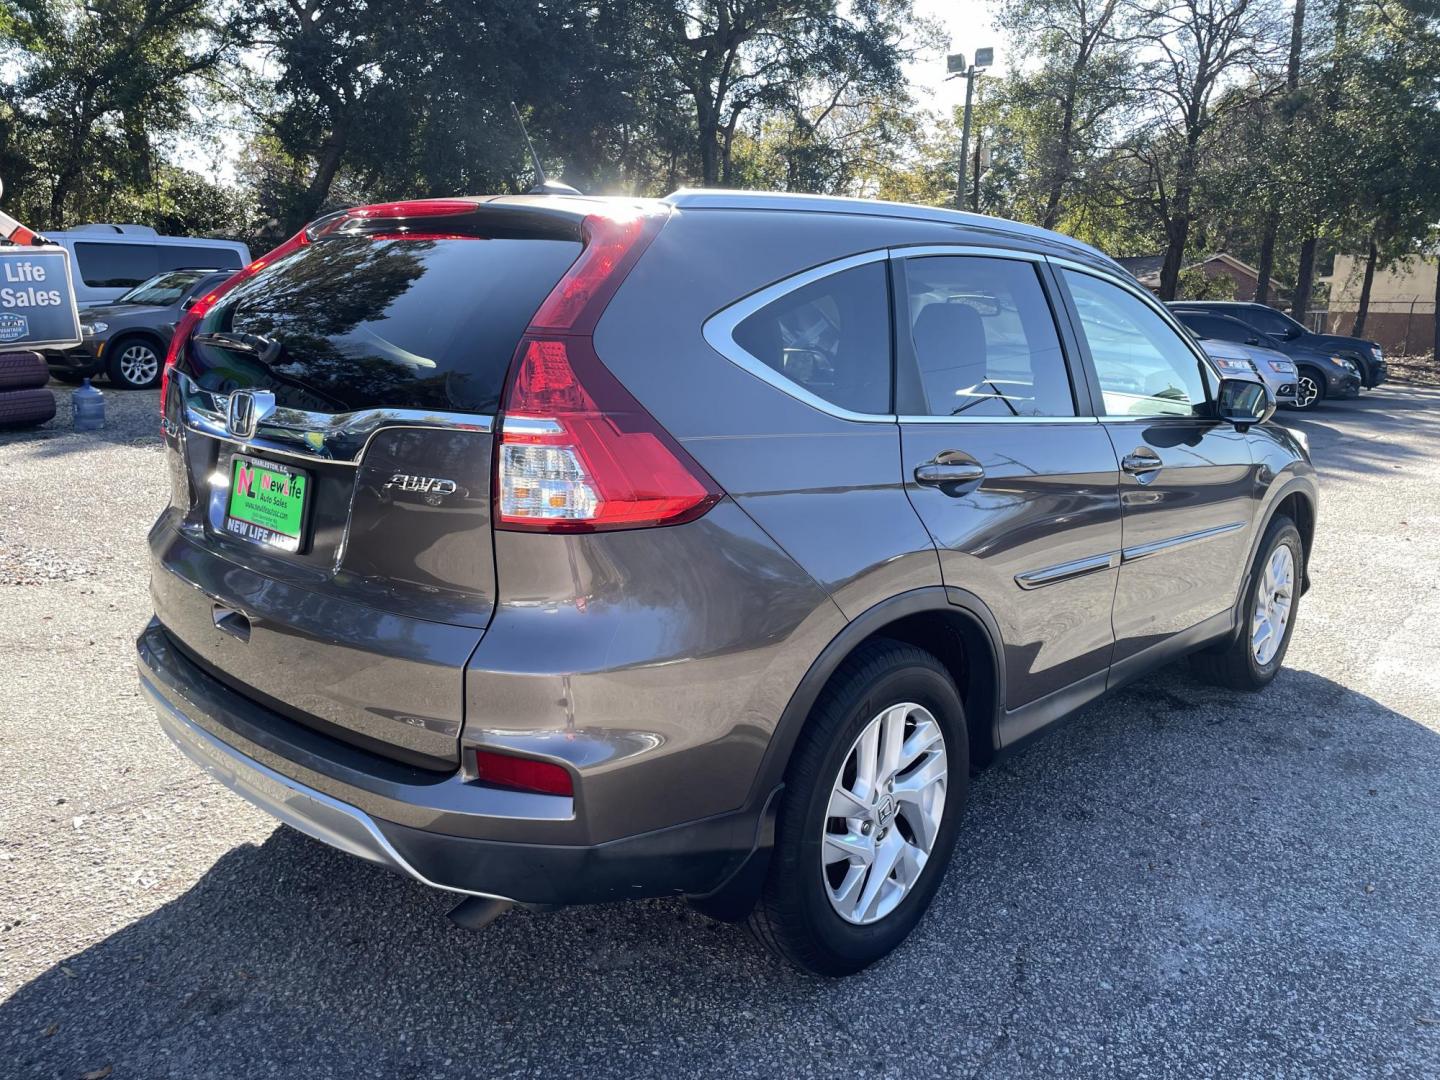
[447,896,514,931]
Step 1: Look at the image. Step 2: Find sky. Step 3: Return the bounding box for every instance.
[176,0,1005,187]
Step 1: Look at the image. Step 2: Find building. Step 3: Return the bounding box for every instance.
[1116,253,1285,303]
[1322,254,1438,354]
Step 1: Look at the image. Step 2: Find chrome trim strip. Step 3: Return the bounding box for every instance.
[898,414,1099,425]
[1015,551,1119,590]
[702,250,896,424]
[889,243,1047,263]
[1121,521,1246,563]
[143,675,514,902]
[177,371,494,465]
[501,415,564,436]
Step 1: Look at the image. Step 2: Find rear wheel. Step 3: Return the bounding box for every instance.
[1191,514,1303,690]
[1294,368,1325,411]
[106,336,163,390]
[747,639,968,976]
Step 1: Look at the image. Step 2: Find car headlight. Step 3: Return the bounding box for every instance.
[1369,345,1382,360]
[1212,356,1252,373]
[1267,359,1297,373]
[81,322,107,337]
[1333,355,1359,375]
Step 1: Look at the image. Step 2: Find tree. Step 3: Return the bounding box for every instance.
[1119,0,1286,299]
[0,0,239,228]
[994,0,1130,229]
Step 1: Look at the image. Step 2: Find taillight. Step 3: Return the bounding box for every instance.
[495,204,722,532]
[473,750,573,797]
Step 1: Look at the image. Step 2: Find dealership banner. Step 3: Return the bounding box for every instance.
[0,246,81,350]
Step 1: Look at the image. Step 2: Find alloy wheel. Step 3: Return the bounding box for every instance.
[118,343,160,387]
[1295,374,1320,409]
[821,702,948,925]
[1251,544,1295,666]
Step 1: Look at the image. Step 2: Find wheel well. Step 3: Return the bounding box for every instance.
[1275,490,1316,572]
[107,330,165,355]
[857,608,999,772]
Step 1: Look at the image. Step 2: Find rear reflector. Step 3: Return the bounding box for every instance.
[473,750,574,797]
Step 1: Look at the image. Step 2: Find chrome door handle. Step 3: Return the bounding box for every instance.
[914,452,985,495]
[1121,449,1163,478]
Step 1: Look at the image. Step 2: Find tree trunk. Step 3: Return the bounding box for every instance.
[297,120,350,226]
[1350,237,1377,337]
[1254,208,1279,305]
[1040,90,1076,230]
[1432,255,1439,361]
[1159,214,1189,301]
[1291,236,1318,321]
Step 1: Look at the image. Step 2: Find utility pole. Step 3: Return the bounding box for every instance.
[947,48,993,212]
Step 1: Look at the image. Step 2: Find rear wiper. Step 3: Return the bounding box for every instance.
[193,331,283,363]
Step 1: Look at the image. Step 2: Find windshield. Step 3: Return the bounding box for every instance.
[117,270,211,306]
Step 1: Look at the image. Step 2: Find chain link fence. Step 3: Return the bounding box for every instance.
[1308,301,1438,356]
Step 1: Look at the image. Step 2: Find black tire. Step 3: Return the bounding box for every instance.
[1293,367,1326,411]
[747,638,969,976]
[106,335,164,390]
[0,388,57,429]
[0,351,50,391]
[1191,514,1304,691]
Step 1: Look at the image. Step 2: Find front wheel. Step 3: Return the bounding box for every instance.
[107,337,163,390]
[748,639,968,976]
[1293,368,1325,411]
[1191,514,1303,690]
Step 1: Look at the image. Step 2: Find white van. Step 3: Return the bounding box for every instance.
[41,225,250,308]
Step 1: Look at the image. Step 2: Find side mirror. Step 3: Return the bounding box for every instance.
[1217,377,1275,432]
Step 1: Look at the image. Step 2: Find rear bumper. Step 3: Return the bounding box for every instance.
[137,618,772,905]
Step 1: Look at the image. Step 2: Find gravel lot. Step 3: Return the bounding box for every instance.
[3,380,1439,1079]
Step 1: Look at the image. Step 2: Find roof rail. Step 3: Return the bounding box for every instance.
[69,223,159,236]
[662,189,1115,267]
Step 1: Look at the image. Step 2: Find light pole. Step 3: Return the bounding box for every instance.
[946,48,993,212]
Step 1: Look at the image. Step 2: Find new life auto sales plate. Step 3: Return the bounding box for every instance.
[224,454,311,552]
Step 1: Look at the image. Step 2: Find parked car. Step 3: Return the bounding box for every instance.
[1169,300,1385,389]
[1171,311,1298,406]
[1194,339,1294,407]
[45,269,236,389]
[36,224,248,309]
[138,192,1317,976]
[1170,306,1360,410]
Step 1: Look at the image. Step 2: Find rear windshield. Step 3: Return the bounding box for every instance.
[186,234,581,413]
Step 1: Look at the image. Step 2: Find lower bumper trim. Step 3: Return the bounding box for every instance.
[143,673,513,901]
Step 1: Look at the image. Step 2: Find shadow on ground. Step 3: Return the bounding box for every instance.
[3,666,1437,1079]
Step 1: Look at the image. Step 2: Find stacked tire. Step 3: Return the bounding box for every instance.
[0,352,57,429]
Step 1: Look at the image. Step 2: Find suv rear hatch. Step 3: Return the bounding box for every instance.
[154,197,641,769]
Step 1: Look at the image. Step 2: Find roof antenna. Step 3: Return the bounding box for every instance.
[510,102,581,196]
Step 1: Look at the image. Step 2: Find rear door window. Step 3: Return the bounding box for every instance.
[189,234,581,414]
[896,255,1076,417]
[730,261,892,415]
[74,243,159,288]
